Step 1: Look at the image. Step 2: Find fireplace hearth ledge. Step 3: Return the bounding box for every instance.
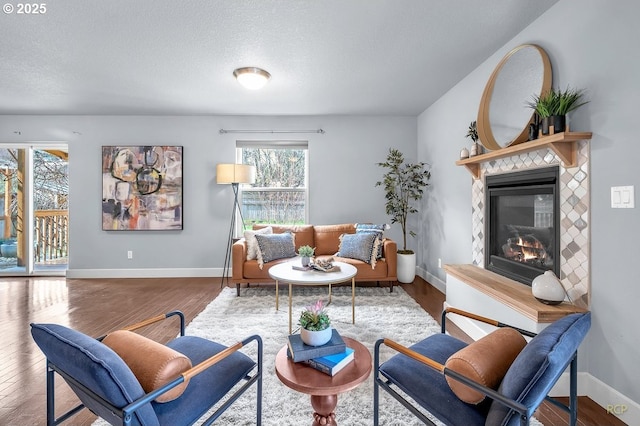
[443,264,587,338]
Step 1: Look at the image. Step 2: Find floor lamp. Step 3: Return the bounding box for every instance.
[217,163,256,288]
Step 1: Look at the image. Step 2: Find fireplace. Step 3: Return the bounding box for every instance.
[485,167,560,285]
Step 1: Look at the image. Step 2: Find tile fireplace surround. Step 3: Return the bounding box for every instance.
[471,140,590,307]
[446,140,590,336]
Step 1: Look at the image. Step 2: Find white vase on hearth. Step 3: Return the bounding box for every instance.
[532,270,566,305]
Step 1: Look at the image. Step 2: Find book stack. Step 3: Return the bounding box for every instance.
[287,329,355,376]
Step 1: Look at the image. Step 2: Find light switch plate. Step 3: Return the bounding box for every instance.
[611,186,635,208]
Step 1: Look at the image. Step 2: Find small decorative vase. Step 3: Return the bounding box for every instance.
[532,271,565,305]
[301,256,310,267]
[460,147,469,159]
[469,142,483,157]
[300,327,332,346]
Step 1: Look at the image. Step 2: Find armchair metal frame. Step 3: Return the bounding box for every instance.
[374,307,580,426]
[42,311,263,426]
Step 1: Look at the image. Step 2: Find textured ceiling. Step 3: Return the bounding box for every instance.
[0,0,558,116]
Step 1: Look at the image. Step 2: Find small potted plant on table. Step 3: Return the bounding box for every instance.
[297,245,315,267]
[298,300,331,346]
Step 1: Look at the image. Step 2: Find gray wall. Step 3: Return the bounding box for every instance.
[0,115,415,272]
[418,0,640,405]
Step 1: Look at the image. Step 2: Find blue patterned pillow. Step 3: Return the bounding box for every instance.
[336,232,380,268]
[255,232,296,269]
[355,223,388,259]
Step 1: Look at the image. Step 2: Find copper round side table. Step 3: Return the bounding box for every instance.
[275,336,372,425]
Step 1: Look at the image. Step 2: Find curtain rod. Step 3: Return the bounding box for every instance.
[219,129,325,134]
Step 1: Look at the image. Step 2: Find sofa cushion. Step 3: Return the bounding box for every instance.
[102,330,192,403]
[314,224,355,255]
[444,327,527,404]
[355,223,388,259]
[244,226,272,260]
[336,232,380,267]
[255,232,296,268]
[254,224,315,251]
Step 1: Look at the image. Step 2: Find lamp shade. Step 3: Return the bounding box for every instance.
[216,164,256,184]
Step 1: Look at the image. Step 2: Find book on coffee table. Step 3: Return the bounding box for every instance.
[286,329,346,362]
[303,347,355,376]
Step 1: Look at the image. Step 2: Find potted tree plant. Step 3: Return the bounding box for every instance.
[298,300,332,346]
[376,148,431,283]
[526,86,588,135]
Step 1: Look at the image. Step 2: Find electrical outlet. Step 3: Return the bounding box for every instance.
[438,258,442,268]
[127,250,133,259]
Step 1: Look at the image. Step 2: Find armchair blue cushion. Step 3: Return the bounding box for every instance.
[31,311,262,426]
[374,309,591,426]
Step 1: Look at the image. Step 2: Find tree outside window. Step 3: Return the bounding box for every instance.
[239,145,307,226]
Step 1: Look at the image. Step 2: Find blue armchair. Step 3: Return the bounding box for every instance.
[374,308,591,426]
[31,311,262,426]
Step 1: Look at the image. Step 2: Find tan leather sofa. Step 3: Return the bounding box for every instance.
[231,223,397,295]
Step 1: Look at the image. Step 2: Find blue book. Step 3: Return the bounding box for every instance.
[286,329,346,362]
[304,347,355,376]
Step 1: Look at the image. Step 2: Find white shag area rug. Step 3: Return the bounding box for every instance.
[93,285,543,426]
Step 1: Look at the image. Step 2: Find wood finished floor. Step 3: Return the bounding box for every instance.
[0,276,626,426]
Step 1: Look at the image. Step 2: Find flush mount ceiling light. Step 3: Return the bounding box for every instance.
[233,67,271,90]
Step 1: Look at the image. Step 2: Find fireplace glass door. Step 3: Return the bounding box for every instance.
[485,167,559,285]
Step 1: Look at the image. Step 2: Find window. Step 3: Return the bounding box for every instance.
[237,141,308,226]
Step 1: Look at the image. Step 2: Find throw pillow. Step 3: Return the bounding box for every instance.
[355,223,389,259]
[244,226,273,260]
[444,327,527,404]
[102,330,192,403]
[255,232,296,269]
[336,232,380,268]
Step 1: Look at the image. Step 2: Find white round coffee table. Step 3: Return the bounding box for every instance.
[269,260,358,334]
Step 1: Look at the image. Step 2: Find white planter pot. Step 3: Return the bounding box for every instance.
[300,327,332,346]
[397,252,416,283]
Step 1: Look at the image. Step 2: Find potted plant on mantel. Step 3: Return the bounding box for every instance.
[466,120,483,156]
[526,86,589,136]
[376,148,431,283]
[298,300,331,346]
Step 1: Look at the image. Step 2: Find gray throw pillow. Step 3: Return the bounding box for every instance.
[255,232,296,269]
[336,232,380,268]
[355,223,388,259]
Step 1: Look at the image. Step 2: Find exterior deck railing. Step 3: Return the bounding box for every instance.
[34,210,68,262]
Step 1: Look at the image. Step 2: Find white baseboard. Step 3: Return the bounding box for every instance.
[66,268,220,279]
[550,372,639,424]
[417,267,446,294]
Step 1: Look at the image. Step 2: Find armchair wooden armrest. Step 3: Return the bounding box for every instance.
[441,307,536,337]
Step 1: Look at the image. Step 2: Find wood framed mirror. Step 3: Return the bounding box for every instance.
[477,44,552,151]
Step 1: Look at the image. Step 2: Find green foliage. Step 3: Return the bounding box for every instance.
[375,148,431,253]
[298,300,330,331]
[297,245,315,257]
[466,121,478,143]
[526,87,589,118]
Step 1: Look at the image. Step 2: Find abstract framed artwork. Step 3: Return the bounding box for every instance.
[102,146,183,231]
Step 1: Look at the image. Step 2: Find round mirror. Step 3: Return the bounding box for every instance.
[477,44,552,150]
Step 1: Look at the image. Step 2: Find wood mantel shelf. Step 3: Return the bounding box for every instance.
[443,264,587,323]
[456,131,592,179]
